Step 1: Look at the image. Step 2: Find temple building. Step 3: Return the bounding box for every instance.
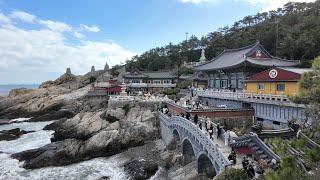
[123,70,176,93]
[245,67,312,96]
[194,42,300,90]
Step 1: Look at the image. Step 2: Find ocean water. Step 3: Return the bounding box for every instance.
[0,84,39,96]
[0,120,129,180]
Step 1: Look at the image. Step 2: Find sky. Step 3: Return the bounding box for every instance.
[0,0,316,84]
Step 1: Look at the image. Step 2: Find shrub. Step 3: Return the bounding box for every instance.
[123,104,131,115]
[216,168,249,180]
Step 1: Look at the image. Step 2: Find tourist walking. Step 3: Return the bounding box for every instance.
[208,123,214,139]
[193,114,198,125]
[186,112,190,120]
[224,130,230,146]
[216,123,221,138]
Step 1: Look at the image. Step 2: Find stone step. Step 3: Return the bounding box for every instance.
[256,150,264,154]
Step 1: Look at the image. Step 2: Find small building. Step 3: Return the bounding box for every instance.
[88,79,123,96]
[123,70,176,93]
[194,42,299,90]
[245,67,313,96]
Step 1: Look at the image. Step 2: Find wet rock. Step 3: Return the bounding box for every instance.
[0,119,10,125]
[0,128,34,141]
[124,159,158,180]
[12,105,160,169]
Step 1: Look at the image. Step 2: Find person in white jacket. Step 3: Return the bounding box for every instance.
[225,130,230,146]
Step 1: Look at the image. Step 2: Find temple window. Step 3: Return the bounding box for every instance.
[276,84,285,91]
[258,83,265,90]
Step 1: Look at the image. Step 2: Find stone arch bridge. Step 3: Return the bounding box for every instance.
[158,112,231,178]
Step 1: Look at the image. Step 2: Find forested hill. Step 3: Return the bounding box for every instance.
[125,1,320,72]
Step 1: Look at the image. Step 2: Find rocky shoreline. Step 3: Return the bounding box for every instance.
[0,67,200,179]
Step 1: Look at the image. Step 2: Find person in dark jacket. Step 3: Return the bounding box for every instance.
[186,112,191,120]
[193,114,198,125]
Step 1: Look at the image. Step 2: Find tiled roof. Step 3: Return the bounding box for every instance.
[123,71,175,79]
[278,67,313,74]
[194,42,299,71]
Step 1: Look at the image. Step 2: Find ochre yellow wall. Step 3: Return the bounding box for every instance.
[246,82,300,96]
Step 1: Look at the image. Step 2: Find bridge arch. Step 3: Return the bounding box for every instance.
[197,153,217,178]
[182,138,196,165]
[168,129,181,150]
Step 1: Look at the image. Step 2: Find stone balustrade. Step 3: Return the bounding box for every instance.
[197,89,290,103]
[159,112,231,174]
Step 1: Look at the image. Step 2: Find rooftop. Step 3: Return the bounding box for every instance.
[194,42,299,71]
[123,70,176,79]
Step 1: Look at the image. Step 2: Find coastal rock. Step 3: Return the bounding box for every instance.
[0,128,34,141]
[8,88,35,98]
[124,159,158,180]
[13,105,160,169]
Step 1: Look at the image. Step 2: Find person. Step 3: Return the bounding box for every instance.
[225,130,230,146]
[204,117,208,131]
[242,157,249,170]
[209,123,214,139]
[186,112,191,120]
[217,123,221,138]
[181,113,185,117]
[199,118,203,130]
[193,114,198,125]
[196,101,200,109]
[247,164,255,178]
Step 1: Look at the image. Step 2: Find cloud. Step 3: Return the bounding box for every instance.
[38,19,72,32]
[74,31,85,39]
[10,10,36,23]
[0,10,136,84]
[236,0,317,12]
[179,0,218,4]
[0,13,11,24]
[80,24,100,32]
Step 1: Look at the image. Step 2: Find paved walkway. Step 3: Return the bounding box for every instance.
[200,128,243,169]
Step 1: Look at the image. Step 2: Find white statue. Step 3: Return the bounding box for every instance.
[199,48,207,62]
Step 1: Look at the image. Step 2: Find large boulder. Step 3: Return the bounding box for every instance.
[13,105,160,169]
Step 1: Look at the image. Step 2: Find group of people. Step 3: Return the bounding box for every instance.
[242,157,255,179]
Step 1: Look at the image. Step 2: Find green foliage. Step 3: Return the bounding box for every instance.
[177,67,193,76]
[122,104,131,116]
[110,64,124,77]
[306,147,320,165]
[177,80,192,89]
[290,137,308,150]
[216,168,249,180]
[265,156,310,180]
[126,1,320,72]
[163,88,179,95]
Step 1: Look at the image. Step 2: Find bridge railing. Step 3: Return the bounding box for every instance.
[159,112,231,170]
[197,89,290,103]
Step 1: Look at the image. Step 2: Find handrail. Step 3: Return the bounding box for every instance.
[300,132,320,149]
[158,112,231,169]
[197,89,289,102]
[250,133,281,162]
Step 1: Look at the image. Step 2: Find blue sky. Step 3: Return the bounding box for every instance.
[0,0,315,84]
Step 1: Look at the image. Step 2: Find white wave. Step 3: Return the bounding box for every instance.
[0,120,129,180]
[0,152,129,180]
[0,121,54,131]
[9,118,31,123]
[0,130,53,154]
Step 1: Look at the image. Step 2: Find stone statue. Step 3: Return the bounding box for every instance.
[91,66,95,74]
[104,61,110,72]
[66,68,71,75]
[199,48,206,62]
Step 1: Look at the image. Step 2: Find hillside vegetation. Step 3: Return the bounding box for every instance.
[125,1,320,72]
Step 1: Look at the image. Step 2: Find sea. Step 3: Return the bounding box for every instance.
[0,120,129,180]
[0,84,39,96]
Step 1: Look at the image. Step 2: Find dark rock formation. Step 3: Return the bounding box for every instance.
[124,160,158,180]
[12,105,160,169]
[0,128,34,141]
